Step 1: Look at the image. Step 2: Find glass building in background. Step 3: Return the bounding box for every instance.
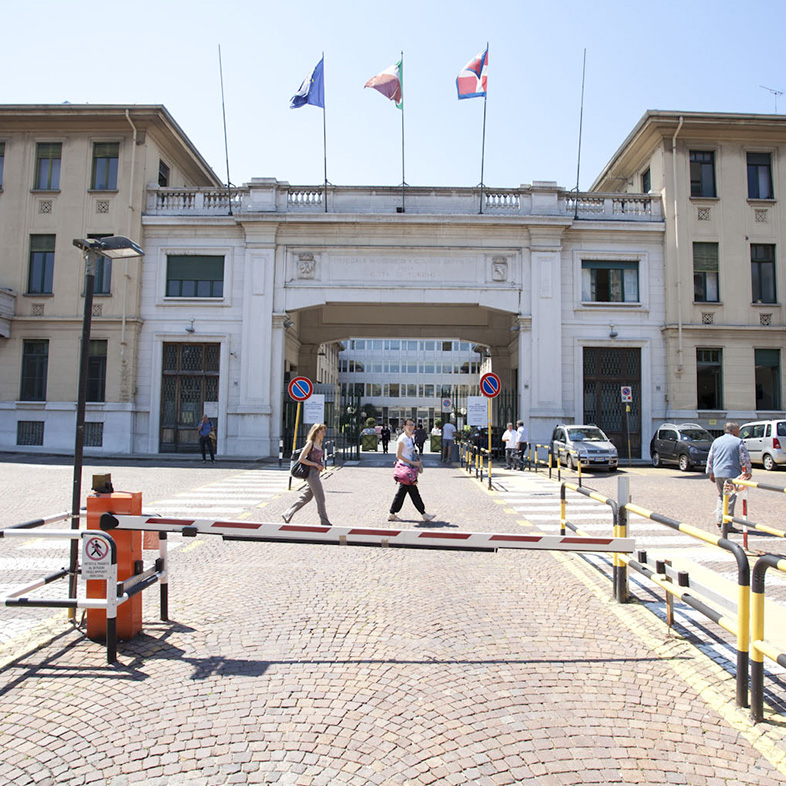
[338,338,486,430]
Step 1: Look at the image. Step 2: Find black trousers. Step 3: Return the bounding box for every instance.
[199,435,215,460]
[390,482,425,515]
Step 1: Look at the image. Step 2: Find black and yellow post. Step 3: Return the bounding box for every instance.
[288,400,302,491]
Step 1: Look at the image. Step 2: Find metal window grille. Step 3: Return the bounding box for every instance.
[17,421,44,446]
[85,422,104,447]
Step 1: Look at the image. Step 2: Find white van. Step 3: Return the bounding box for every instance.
[739,419,786,471]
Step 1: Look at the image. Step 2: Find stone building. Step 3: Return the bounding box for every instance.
[0,105,221,454]
[592,111,786,430]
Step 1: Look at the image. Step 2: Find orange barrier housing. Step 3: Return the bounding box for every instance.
[86,492,142,640]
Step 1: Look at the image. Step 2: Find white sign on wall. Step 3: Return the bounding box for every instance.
[467,396,487,426]
[82,536,113,580]
[303,394,325,424]
[203,401,218,418]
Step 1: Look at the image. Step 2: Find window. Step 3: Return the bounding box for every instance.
[696,348,722,410]
[20,339,49,401]
[91,143,119,190]
[747,152,773,199]
[35,143,61,190]
[28,235,55,294]
[17,421,44,446]
[0,142,4,188]
[755,348,781,410]
[690,150,716,198]
[158,160,170,187]
[85,422,104,447]
[86,339,107,402]
[581,260,639,303]
[751,244,776,303]
[166,255,224,298]
[641,168,651,193]
[693,242,719,302]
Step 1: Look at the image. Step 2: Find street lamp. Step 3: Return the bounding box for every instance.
[69,237,144,608]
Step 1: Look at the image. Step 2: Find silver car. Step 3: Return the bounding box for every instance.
[739,419,786,471]
[551,424,618,471]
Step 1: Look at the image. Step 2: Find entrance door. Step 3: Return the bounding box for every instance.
[160,343,220,453]
[582,347,641,457]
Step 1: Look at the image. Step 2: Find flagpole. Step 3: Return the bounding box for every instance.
[574,48,587,220]
[322,52,328,212]
[478,42,489,215]
[218,44,233,216]
[400,50,405,213]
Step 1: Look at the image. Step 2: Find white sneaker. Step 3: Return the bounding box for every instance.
[421,513,436,522]
[388,513,401,521]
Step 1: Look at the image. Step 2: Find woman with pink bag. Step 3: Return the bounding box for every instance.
[388,419,436,523]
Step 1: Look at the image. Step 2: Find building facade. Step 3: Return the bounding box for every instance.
[592,111,786,432]
[136,180,665,458]
[0,105,221,454]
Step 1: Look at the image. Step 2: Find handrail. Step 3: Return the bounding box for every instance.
[722,478,786,543]
[622,502,751,708]
[750,554,786,722]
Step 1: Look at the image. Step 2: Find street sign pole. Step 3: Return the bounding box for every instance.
[487,396,492,489]
[287,377,314,490]
[479,372,501,490]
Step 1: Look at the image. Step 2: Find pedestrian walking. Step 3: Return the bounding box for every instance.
[414,422,427,454]
[441,420,457,463]
[389,419,436,523]
[380,423,391,454]
[282,423,332,526]
[515,420,528,470]
[707,420,752,529]
[197,415,215,463]
[502,422,516,469]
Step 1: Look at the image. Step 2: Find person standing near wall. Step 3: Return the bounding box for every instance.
[707,420,751,529]
[197,415,215,463]
[502,422,516,469]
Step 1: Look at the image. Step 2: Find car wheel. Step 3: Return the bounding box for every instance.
[566,454,576,471]
[652,452,661,468]
[763,453,775,471]
[678,454,691,472]
[608,466,618,473]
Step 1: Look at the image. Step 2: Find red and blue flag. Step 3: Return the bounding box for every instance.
[456,46,488,100]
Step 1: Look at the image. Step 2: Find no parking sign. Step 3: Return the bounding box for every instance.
[620,386,633,403]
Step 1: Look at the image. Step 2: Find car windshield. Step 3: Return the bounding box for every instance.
[568,427,606,442]
[680,428,712,441]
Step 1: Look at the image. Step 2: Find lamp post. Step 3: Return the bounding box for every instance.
[69,237,144,609]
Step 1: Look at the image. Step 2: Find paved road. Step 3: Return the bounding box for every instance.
[1,454,786,785]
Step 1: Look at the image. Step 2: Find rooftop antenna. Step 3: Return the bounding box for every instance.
[760,85,783,113]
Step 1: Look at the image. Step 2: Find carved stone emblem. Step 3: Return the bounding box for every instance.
[298,253,316,279]
[491,256,508,281]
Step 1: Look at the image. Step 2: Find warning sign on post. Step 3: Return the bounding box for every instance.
[620,386,633,403]
[82,535,113,580]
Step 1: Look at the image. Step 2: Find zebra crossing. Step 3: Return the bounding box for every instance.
[491,470,786,681]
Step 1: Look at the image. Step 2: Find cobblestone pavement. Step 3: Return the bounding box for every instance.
[1,455,786,785]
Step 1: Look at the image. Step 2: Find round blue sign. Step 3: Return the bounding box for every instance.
[480,372,501,398]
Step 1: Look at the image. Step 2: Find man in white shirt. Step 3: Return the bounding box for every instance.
[515,420,528,470]
[501,422,516,469]
[441,420,457,463]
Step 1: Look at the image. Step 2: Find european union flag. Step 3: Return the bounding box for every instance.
[290,57,325,109]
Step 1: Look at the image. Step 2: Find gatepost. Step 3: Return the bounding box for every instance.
[86,488,143,641]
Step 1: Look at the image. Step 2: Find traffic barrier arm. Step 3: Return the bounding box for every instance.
[750,554,786,723]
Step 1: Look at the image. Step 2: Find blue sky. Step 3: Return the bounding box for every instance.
[5,0,785,190]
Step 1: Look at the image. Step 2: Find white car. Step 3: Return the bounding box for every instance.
[739,419,786,471]
[550,424,618,472]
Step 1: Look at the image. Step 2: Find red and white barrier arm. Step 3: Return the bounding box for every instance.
[100,514,634,554]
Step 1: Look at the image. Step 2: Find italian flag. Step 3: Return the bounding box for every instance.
[364,59,403,109]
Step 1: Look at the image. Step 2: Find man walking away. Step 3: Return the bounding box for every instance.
[515,420,528,470]
[441,420,457,463]
[707,420,752,530]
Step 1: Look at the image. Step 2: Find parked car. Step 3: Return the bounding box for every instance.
[739,419,786,471]
[550,424,618,471]
[650,422,713,472]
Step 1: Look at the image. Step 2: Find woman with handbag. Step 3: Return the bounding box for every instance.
[282,423,332,526]
[388,419,436,523]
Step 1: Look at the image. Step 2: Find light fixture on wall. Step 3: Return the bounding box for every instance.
[186,319,195,334]
[283,319,295,329]
[609,323,618,339]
